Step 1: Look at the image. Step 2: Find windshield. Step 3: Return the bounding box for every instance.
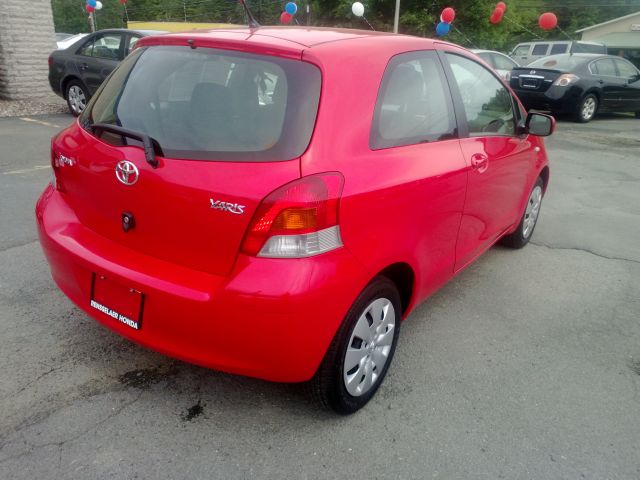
[528,54,589,71]
[81,46,321,162]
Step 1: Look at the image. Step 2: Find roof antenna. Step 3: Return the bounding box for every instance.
[238,0,260,29]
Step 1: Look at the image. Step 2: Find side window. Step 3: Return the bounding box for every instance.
[92,34,123,60]
[493,53,517,70]
[550,44,568,55]
[446,53,515,137]
[125,35,141,57]
[614,59,639,78]
[593,59,616,76]
[531,44,549,56]
[512,45,530,57]
[370,51,457,149]
[78,38,94,57]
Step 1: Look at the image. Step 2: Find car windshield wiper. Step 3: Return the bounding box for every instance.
[91,123,163,168]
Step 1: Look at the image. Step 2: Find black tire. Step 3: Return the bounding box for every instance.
[65,80,89,117]
[574,93,598,123]
[310,276,401,414]
[500,176,544,249]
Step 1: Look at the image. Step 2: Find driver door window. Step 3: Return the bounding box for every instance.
[445,53,515,136]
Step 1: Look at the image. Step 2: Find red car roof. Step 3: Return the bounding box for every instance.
[138,26,440,58]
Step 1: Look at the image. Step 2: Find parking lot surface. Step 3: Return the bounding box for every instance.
[1,113,639,479]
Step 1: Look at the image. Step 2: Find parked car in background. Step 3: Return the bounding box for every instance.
[49,29,165,116]
[38,28,554,414]
[510,53,640,122]
[509,40,606,66]
[56,33,88,50]
[471,49,519,80]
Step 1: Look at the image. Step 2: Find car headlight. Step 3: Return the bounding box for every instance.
[552,74,580,87]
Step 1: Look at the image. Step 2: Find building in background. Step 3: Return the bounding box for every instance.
[0,0,57,99]
[577,11,640,69]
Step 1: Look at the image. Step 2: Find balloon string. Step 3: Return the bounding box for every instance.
[362,16,375,31]
[124,3,130,23]
[502,14,543,40]
[557,26,575,41]
[451,24,479,49]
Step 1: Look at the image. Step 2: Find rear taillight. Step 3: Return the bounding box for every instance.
[48,55,54,68]
[553,74,579,87]
[241,173,344,258]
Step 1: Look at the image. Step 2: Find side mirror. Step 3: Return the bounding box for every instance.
[629,73,640,84]
[525,112,555,137]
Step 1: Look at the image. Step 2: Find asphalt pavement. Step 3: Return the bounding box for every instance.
[1,113,639,479]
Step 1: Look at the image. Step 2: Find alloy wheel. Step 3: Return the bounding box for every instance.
[523,185,543,239]
[581,96,597,121]
[68,85,86,115]
[343,297,396,397]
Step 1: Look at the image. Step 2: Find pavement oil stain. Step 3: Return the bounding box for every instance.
[119,367,173,389]
[628,358,640,376]
[181,401,204,421]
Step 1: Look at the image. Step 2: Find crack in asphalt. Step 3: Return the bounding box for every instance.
[0,391,143,465]
[0,239,38,254]
[530,242,640,265]
[0,366,63,401]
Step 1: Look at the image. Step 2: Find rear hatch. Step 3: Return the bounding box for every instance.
[510,67,562,93]
[54,43,321,276]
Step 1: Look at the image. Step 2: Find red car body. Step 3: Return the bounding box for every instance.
[36,28,550,384]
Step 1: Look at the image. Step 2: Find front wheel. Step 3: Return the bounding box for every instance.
[310,276,401,414]
[65,80,89,117]
[500,176,544,249]
[575,93,598,123]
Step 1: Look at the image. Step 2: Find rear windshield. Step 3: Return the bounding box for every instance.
[528,55,588,71]
[572,43,606,54]
[81,46,321,161]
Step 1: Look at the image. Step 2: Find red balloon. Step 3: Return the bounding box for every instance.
[119,0,127,4]
[496,2,506,12]
[85,4,95,12]
[539,12,558,30]
[490,8,504,24]
[280,11,293,24]
[441,7,455,24]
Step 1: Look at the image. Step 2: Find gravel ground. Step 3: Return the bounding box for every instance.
[0,95,68,118]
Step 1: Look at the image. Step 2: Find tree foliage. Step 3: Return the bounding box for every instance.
[51,0,640,52]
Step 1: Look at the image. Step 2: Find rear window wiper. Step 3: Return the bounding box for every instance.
[91,123,163,168]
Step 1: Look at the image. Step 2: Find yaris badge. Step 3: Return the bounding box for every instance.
[115,160,139,185]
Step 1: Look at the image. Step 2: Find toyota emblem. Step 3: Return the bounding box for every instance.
[115,160,139,186]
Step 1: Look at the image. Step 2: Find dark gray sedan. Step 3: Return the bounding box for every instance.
[48,29,165,116]
[510,53,640,122]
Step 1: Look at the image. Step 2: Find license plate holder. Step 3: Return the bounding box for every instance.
[90,273,144,330]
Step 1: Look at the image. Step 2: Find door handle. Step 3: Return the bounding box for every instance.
[80,63,88,71]
[471,153,489,172]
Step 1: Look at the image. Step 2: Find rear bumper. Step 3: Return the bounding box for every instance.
[513,86,581,114]
[36,184,370,382]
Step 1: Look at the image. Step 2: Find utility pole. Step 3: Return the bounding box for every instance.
[393,0,400,33]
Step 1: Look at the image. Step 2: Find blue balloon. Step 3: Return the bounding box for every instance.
[87,0,97,6]
[436,21,451,36]
[285,2,297,15]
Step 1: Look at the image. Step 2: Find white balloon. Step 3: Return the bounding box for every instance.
[352,2,365,17]
[95,1,103,9]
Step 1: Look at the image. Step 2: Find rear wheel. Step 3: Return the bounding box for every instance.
[310,276,401,414]
[65,80,89,116]
[575,94,598,123]
[500,177,544,249]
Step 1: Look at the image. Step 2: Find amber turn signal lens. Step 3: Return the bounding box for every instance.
[273,207,318,230]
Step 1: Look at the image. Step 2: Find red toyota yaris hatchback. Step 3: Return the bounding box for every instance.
[36,27,553,414]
